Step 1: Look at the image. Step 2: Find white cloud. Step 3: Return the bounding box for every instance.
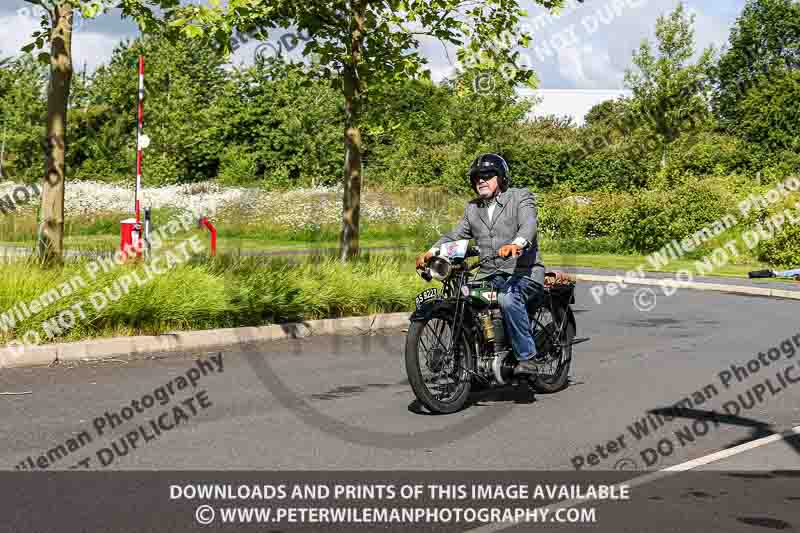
[415,34,459,83]
[555,44,623,89]
[71,32,134,72]
[0,11,135,71]
[518,0,743,89]
[0,11,40,58]
[687,4,734,56]
[522,88,632,125]
[0,0,745,94]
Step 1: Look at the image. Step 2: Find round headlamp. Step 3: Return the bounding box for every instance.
[428,256,452,281]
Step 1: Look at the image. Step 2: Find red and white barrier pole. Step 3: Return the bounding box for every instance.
[135,55,144,228]
[122,55,147,262]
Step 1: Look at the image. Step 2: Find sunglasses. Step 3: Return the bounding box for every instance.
[471,175,498,184]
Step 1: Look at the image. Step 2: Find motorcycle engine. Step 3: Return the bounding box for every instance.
[490,309,509,350]
[476,309,517,385]
[492,352,517,385]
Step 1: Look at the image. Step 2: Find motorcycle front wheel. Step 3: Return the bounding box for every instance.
[404,314,473,414]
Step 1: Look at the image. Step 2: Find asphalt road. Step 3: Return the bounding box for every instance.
[2,282,799,473]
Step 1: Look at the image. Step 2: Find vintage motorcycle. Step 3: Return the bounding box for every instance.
[405,240,589,414]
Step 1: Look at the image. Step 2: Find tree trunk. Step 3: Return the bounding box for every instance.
[38,4,73,266]
[338,0,366,262]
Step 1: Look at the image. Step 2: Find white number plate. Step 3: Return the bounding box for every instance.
[415,288,440,308]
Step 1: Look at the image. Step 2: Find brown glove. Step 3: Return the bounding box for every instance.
[416,251,434,269]
[498,244,523,258]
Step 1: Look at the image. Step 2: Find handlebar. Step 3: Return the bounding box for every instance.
[468,254,496,271]
[416,246,497,281]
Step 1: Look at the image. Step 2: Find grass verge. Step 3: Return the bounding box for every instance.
[0,251,427,347]
[0,244,789,350]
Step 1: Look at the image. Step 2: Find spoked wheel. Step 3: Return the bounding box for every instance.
[404,314,473,414]
[530,305,574,393]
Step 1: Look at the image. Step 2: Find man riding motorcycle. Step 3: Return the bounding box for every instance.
[415,153,547,376]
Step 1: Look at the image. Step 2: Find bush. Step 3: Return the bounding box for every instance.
[615,190,674,253]
[760,149,800,181]
[505,141,576,191]
[541,236,623,255]
[736,69,800,152]
[370,140,471,192]
[616,181,737,253]
[565,147,648,191]
[750,187,800,267]
[756,221,800,268]
[657,133,759,185]
[538,191,633,242]
[141,153,184,186]
[580,192,635,238]
[537,193,582,240]
[217,145,259,186]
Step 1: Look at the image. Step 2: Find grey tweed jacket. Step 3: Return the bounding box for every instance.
[432,187,546,286]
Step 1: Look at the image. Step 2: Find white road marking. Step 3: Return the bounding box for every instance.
[465,424,800,533]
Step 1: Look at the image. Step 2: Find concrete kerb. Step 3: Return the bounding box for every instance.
[0,312,411,369]
[1,274,798,369]
[575,273,796,299]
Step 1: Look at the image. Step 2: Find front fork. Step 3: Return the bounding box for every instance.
[444,275,489,383]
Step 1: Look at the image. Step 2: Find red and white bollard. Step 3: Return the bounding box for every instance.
[119,218,142,261]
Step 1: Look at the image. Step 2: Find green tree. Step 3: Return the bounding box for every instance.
[216,58,342,188]
[712,0,800,129]
[82,35,229,184]
[0,56,47,182]
[735,68,800,151]
[583,98,630,129]
[577,97,633,160]
[364,70,534,192]
[172,0,568,260]
[623,3,715,169]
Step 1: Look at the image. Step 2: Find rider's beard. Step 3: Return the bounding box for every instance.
[477,183,498,199]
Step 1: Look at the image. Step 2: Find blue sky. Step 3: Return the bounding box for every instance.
[0,0,747,123]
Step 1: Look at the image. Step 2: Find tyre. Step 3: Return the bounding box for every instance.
[404,314,473,414]
[530,305,574,393]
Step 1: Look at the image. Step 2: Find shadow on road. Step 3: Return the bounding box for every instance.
[649,406,800,461]
[470,385,538,405]
[406,376,587,414]
[406,385,538,415]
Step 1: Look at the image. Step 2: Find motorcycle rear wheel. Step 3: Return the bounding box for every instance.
[530,305,574,393]
[405,315,473,414]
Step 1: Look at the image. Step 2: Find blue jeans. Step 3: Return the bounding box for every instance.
[489,274,545,361]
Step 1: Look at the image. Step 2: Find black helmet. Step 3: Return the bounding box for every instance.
[468,153,511,193]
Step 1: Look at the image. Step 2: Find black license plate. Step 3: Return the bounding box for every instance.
[415,288,440,308]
